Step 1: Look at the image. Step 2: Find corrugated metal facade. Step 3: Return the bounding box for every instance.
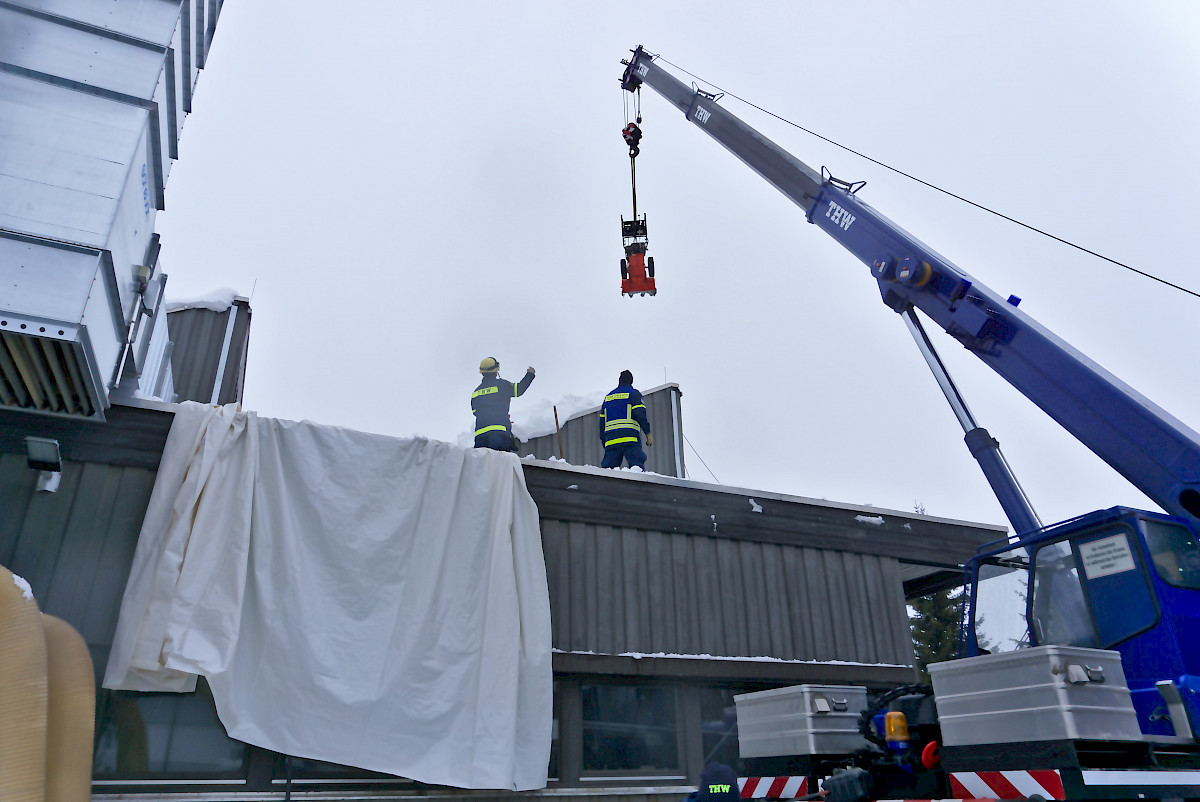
[166,298,252,405]
[543,520,911,665]
[0,451,155,674]
[521,383,686,478]
[525,461,1005,686]
[0,0,222,416]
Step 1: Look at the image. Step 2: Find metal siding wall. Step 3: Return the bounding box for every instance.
[166,305,225,402]
[217,301,251,405]
[541,518,915,667]
[166,300,250,406]
[0,0,209,271]
[0,7,162,96]
[521,384,685,477]
[0,452,154,675]
[18,0,185,43]
[0,72,145,243]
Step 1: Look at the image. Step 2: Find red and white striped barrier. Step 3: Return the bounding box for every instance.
[741,766,1200,800]
[738,776,810,799]
[948,769,1064,800]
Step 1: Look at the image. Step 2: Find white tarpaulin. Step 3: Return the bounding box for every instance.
[104,402,552,790]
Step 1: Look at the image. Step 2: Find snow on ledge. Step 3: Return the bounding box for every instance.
[165,288,243,313]
[552,648,909,669]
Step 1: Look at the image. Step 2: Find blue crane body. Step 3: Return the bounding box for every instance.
[621,45,1200,799]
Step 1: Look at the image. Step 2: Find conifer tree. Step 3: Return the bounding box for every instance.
[908,501,965,683]
[909,588,964,684]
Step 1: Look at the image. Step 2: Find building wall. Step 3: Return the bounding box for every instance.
[543,519,911,667]
[0,404,1006,795]
[0,452,155,677]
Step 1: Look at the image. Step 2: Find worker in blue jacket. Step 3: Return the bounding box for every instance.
[683,762,742,802]
[599,370,653,470]
[472,357,535,452]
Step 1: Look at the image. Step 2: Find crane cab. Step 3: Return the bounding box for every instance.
[966,507,1200,742]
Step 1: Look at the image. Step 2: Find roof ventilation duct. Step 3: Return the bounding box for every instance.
[0,234,121,420]
[0,329,102,419]
[0,0,224,419]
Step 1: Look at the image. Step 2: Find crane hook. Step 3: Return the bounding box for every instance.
[622,122,642,158]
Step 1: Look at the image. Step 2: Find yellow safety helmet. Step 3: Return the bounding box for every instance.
[479,357,500,374]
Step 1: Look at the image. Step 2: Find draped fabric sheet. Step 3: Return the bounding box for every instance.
[104,402,552,790]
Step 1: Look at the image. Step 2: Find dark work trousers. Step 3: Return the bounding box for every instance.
[601,442,646,470]
[475,430,514,452]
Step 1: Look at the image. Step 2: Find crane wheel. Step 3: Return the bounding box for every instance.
[647,257,655,278]
[620,259,629,280]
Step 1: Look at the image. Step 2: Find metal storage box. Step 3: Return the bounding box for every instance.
[734,684,870,757]
[928,645,1143,746]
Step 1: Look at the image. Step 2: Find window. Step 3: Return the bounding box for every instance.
[581,684,679,774]
[549,679,560,780]
[971,550,1031,653]
[698,688,740,769]
[1144,519,1200,589]
[1030,541,1099,648]
[93,678,245,778]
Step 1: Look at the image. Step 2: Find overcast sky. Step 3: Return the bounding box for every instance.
[155,2,1200,532]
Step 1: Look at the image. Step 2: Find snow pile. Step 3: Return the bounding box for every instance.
[456,391,603,449]
[11,573,34,602]
[512,392,603,440]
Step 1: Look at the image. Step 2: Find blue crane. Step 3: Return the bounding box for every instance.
[621,45,1200,794]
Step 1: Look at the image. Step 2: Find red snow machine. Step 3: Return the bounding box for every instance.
[620,216,656,297]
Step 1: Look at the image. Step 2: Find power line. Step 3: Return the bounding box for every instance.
[655,55,1200,301]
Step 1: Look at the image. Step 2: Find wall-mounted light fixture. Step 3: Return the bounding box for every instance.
[24,436,61,472]
[133,263,152,292]
[25,436,62,493]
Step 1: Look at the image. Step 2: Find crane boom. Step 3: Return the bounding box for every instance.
[621,46,1200,530]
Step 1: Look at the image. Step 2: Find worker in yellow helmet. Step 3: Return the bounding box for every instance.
[471,357,536,452]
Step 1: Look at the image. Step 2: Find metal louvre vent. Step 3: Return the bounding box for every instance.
[0,329,99,418]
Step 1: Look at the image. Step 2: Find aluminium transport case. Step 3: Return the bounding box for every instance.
[927,645,1143,746]
[929,647,1200,799]
[734,684,870,758]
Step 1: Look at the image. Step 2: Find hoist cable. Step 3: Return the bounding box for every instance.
[630,153,638,220]
[654,56,1200,301]
[683,433,720,484]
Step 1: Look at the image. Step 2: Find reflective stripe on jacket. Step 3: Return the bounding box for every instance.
[471,371,534,437]
[599,385,650,448]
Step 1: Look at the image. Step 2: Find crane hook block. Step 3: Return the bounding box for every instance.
[622,122,642,157]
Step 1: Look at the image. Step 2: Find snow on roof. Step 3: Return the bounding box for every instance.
[515,382,681,441]
[513,391,605,440]
[164,287,243,313]
[552,649,908,669]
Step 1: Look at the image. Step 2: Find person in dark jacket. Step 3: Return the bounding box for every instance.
[471,357,535,451]
[599,369,653,470]
[684,762,742,802]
